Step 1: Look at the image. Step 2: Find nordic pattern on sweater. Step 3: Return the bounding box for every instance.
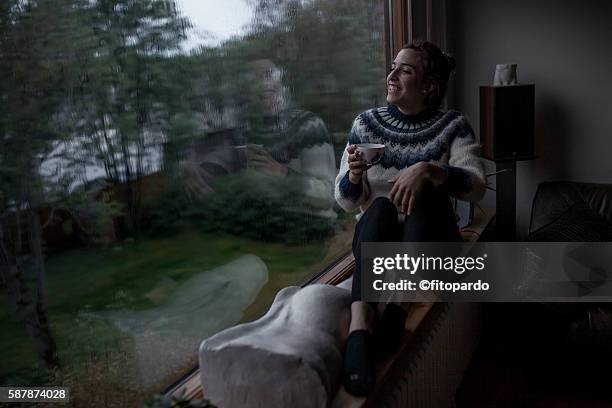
[245,109,330,164]
[334,105,486,215]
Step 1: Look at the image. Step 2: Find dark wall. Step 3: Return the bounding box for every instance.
[450,0,612,237]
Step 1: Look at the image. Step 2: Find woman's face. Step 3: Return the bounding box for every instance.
[386,48,430,114]
[247,59,285,113]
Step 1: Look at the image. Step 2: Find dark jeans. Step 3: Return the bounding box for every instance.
[351,185,462,302]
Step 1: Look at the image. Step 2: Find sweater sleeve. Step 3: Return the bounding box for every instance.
[440,117,486,202]
[284,115,337,213]
[334,117,369,212]
[292,142,337,211]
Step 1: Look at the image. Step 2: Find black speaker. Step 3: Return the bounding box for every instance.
[480,84,535,162]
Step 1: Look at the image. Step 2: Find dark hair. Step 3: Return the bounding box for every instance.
[402,40,456,109]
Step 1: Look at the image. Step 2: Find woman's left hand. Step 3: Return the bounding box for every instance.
[388,162,435,214]
[247,146,288,176]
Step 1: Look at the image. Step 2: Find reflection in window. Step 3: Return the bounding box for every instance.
[0,0,385,405]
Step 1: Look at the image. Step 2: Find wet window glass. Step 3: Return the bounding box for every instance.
[0,0,385,404]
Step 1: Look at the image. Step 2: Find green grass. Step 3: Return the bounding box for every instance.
[0,229,335,388]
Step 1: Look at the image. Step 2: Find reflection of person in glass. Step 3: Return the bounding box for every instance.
[334,41,486,396]
[240,59,337,221]
[186,59,336,244]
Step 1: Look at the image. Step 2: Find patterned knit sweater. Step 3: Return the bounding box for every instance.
[334,105,485,216]
[245,108,338,218]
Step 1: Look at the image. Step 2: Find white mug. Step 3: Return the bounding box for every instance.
[355,143,385,166]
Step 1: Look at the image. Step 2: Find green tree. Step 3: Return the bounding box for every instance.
[0,0,88,373]
[244,0,386,132]
[73,0,192,234]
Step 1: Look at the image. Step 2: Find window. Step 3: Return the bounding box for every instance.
[0,0,386,405]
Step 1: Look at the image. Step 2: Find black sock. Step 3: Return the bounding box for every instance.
[342,329,375,396]
[373,303,407,360]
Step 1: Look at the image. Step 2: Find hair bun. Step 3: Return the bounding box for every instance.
[401,40,454,109]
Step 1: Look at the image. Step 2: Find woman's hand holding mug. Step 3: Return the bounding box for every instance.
[346,145,368,184]
[246,145,288,176]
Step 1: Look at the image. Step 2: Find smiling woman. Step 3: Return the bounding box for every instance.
[387,43,456,115]
[334,40,486,396]
[386,49,429,115]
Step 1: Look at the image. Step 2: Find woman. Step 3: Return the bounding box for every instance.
[191,58,338,242]
[334,40,485,396]
[242,59,338,222]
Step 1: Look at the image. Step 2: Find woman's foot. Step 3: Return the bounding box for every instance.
[342,329,375,396]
